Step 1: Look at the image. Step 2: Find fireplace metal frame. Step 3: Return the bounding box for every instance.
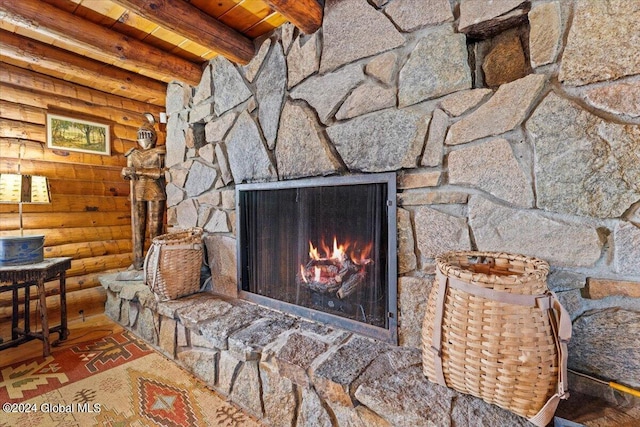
[236,173,398,344]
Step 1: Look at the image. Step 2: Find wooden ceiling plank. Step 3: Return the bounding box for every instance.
[263,0,322,34]
[110,0,255,65]
[244,13,289,38]
[188,0,241,20]
[217,1,273,33]
[243,10,285,32]
[0,30,166,106]
[169,40,215,60]
[75,0,127,21]
[0,0,202,85]
[69,2,121,28]
[111,10,161,40]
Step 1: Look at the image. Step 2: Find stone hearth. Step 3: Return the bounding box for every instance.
[101,274,537,426]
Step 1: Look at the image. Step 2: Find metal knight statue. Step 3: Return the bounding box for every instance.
[122,113,166,271]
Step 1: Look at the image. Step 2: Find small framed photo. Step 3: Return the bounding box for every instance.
[47,113,111,156]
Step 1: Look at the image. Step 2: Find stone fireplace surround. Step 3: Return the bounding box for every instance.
[106,0,640,425]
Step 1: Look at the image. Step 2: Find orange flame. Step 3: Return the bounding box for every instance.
[307,236,371,265]
[309,241,321,260]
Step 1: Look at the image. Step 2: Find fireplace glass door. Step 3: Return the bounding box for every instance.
[237,173,397,342]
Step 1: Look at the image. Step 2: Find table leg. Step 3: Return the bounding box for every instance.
[37,277,50,357]
[59,271,69,341]
[11,284,18,340]
[24,284,30,335]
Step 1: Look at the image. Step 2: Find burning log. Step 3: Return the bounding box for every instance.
[297,256,370,298]
[297,237,373,298]
[336,271,366,299]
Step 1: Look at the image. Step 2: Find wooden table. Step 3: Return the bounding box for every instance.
[0,257,72,357]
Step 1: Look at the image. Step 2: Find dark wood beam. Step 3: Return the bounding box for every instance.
[0,31,167,106]
[0,0,202,85]
[111,0,256,65]
[264,0,323,34]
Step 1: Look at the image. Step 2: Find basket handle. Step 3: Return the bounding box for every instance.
[143,243,161,295]
[156,243,202,251]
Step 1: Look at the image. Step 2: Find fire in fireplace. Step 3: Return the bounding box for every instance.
[297,236,373,299]
[236,173,397,343]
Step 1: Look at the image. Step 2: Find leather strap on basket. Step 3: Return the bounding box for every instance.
[143,243,162,299]
[430,272,571,426]
[430,270,449,386]
[528,291,571,427]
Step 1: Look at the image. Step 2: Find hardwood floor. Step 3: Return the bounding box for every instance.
[0,314,121,367]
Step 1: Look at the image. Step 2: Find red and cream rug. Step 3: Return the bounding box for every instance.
[0,331,261,427]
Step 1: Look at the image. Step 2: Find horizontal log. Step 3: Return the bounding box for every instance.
[0,32,167,106]
[0,117,46,141]
[0,99,44,124]
[0,0,203,85]
[0,210,130,231]
[0,84,153,129]
[48,178,130,197]
[0,138,127,167]
[112,0,255,65]
[67,253,133,277]
[0,225,131,247]
[0,158,124,182]
[265,0,323,34]
[0,194,129,214]
[44,239,132,259]
[0,60,165,114]
[0,225,131,246]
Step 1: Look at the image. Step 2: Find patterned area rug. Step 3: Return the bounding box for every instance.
[0,331,261,427]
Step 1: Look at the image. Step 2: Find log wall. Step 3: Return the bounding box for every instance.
[0,63,166,337]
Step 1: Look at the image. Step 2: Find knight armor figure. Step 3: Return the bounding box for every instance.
[122,113,166,270]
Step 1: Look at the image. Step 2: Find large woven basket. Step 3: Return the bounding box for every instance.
[422,251,571,427]
[144,228,203,301]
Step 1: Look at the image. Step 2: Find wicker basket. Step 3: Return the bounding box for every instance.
[422,251,571,427]
[144,228,203,301]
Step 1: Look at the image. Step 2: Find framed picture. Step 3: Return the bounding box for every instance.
[47,114,111,156]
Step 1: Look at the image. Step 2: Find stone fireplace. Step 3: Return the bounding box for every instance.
[236,173,397,343]
[105,0,639,424]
